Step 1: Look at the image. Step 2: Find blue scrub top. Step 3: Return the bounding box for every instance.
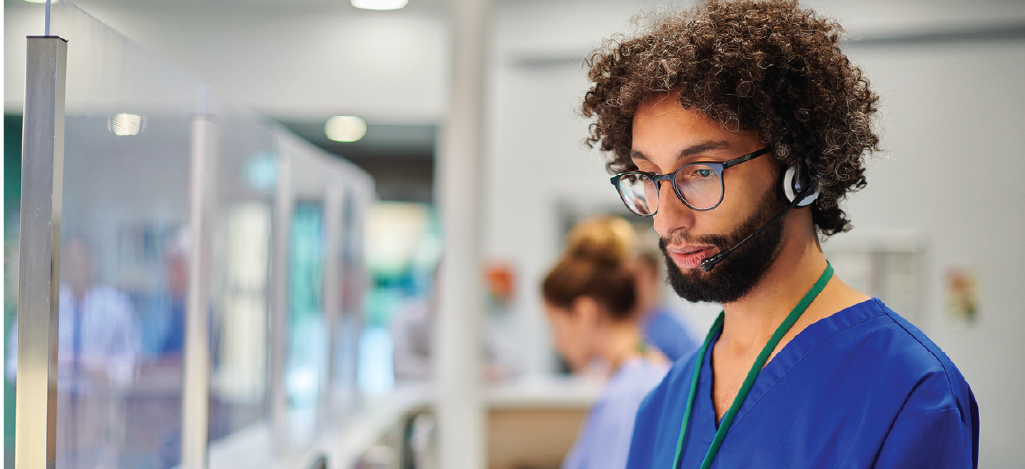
[627,299,979,468]
[564,357,669,469]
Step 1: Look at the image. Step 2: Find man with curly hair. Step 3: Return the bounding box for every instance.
[581,1,979,467]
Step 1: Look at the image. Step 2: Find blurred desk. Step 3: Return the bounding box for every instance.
[206,377,602,469]
[486,376,603,469]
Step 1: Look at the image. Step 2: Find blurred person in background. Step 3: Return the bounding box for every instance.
[151,231,189,360]
[145,231,227,469]
[6,237,139,468]
[7,237,139,381]
[582,1,978,467]
[633,250,698,362]
[542,216,668,469]
[569,216,697,364]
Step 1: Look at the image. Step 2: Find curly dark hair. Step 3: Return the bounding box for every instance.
[581,0,880,235]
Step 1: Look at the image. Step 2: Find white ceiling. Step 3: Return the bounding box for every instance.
[6,0,1025,119]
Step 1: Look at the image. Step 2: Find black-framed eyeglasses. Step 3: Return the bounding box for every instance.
[610,147,772,216]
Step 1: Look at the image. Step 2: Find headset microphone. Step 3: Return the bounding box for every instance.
[699,185,812,272]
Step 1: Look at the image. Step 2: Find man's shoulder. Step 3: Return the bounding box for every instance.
[812,299,974,418]
[833,300,963,379]
[828,300,979,465]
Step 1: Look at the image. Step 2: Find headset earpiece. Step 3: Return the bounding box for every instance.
[780,162,819,207]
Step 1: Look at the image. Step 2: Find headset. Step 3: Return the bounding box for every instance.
[701,158,820,272]
[780,160,819,207]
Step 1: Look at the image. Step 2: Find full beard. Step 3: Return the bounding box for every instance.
[660,187,786,304]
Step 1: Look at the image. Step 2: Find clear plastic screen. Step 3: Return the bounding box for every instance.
[332,192,364,409]
[208,103,277,444]
[281,138,331,448]
[44,2,204,468]
[12,3,377,466]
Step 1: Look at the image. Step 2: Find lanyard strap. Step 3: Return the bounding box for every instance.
[672,262,834,469]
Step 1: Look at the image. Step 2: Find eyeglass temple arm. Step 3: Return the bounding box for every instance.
[722,147,773,169]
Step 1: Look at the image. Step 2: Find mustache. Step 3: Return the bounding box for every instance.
[659,232,731,250]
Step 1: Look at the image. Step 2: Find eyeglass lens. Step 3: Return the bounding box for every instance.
[617,163,724,215]
[618,174,655,215]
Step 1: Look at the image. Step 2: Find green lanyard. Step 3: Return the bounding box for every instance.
[672,262,834,469]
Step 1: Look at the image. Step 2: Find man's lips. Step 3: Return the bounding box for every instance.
[667,245,718,270]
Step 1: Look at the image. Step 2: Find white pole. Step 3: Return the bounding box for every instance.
[435,0,491,466]
[180,94,216,469]
[270,149,293,457]
[320,185,344,421]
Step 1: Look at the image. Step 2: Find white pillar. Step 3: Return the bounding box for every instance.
[180,101,216,469]
[270,149,293,457]
[434,0,491,466]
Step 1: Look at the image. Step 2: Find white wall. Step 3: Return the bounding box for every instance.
[485,0,658,377]
[486,1,1025,466]
[841,42,1025,467]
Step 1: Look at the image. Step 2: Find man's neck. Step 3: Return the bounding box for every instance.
[717,217,867,357]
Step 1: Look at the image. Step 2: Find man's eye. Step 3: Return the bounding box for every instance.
[693,168,713,178]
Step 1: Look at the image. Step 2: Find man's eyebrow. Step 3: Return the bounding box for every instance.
[630,150,649,162]
[630,140,733,163]
[678,140,732,158]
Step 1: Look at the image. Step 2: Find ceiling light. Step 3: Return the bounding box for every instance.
[351,0,408,11]
[108,113,145,136]
[325,116,367,142]
[22,0,47,4]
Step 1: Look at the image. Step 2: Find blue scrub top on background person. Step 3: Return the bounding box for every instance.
[642,306,698,363]
[627,299,979,468]
[564,357,668,469]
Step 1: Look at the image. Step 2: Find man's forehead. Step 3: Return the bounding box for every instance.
[630,140,733,163]
[637,92,681,116]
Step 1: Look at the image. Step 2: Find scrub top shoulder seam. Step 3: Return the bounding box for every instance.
[878,303,963,426]
[729,300,886,428]
[890,406,971,435]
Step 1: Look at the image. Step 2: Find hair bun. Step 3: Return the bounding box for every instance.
[564,215,635,267]
[543,215,639,318]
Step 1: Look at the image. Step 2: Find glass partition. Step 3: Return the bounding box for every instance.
[332,190,366,411]
[44,3,205,468]
[208,103,279,444]
[12,2,376,467]
[279,135,330,449]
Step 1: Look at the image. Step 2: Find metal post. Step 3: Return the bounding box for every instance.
[16,35,68,469]
[320,185,343,420]
[340,190,366,405]
[180,104,217,469]
[434,0,491,466]
[269,150,293,457]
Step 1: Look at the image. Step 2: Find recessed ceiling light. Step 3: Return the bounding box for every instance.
[325,116,367,143]
[108,113,146,136]
[352,0,408,11]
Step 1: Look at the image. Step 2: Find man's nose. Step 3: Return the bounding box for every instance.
[652,181,695,238]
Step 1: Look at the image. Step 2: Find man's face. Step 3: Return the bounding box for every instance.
[630,95,784,303]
